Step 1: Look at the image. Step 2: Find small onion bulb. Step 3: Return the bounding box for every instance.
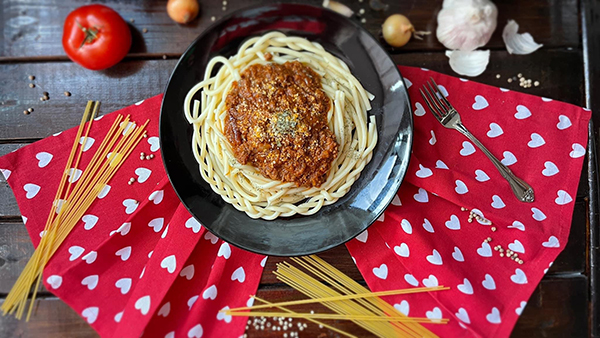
[382,14,414,47]
[167,0,199,24]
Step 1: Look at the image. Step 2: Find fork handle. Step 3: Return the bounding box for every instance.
[455,123,535,203]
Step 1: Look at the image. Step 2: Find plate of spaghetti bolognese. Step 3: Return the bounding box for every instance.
[160,3,412,256]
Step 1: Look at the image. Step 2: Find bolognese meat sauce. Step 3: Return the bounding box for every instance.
[224,60,338,187]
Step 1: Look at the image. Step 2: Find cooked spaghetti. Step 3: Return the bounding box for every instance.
[184,32,377,220]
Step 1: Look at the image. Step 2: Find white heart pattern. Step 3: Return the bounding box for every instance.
[460,141,476,156]
[82,215,98,230]
[404,274,419,287]
[557,115,572,130]
[373,264,388,280]
[452,246,464,262]
[531,207,547,221]
[501,151,517,166]
[149,190,164,204]
[204,232,218,244]
[445,215,461,230]
[0,168,12,180]
[422,218,434,233]
[180,264,195,280]
[217,306,232,323]
[413,188,429,203]
[486,307,501,324]
[82,307,99,324]
[437,85,449,97]
[67,168,82,183]
[148,136,160,152]
[542,236,560,248]
[36,152,53,168]
[570,143,585,158]
[46,275,63,289]
[79,137,95,152]
[135,295,151,315]
[457,278,473,295]
[110,222,131,236]
[555,190,573,205]
[203,285,218,300]
[356,230,368,243]
[404,78,412,89]
[475,169,490,182]
[231,267,246,282]
[514,105,532,119]
[135,167,152,183]
[188,295,199,310]
[188,324,203,338]
[394,301,409,316]
[68,246,85,261]
[98,184,111,199]
[454,180,468,194]
[516,301,527,315]
[218,242,232,259]
[477,242,492,257]
[527,133,546,148]
[415,164,433,178]
[508,240,525,253]
[401,219,413,234]
[511,268,528,284]
[23,183,41,199]
[394,243,409,257]
[429,130,437,145]
[148,217,165,232]
[122,199,138,214]
[186,217,202,233]
[414,102,426,116]
[115,246,132,261]
[160,255,177,273]
[509,220,526,231]
[426,307,443,321]
[82,251,97,264]
[158,302,171,317]
[426,249,443,265]
[115,277,132,294]
[422,275,438,287]
[491,195,506,209]
[482,274,496,290]
[542,161,559,176]
[487,123,503,138]
[472,95,489,110]
[391,195,402,206]
[456,308,471,324]
[435,160,449,169]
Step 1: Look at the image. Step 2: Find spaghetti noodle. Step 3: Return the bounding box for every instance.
[184,32,377,220]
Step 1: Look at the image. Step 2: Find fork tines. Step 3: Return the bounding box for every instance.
[419,77,453,120]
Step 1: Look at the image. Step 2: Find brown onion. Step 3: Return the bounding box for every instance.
[167,0,199,24]
[382,14,414,47]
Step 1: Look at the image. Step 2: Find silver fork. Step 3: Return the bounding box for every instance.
[419,78,534,203]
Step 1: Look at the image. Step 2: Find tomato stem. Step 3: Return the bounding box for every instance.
[76,20,100,48]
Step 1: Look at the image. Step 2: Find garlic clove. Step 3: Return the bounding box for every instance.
[446,50,490,77]
[502,20,543,55]
[436,0,498,52]
[323,0,354,17]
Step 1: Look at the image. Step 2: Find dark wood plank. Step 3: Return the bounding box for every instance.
[0,0,579,60]
[0,276,588,338]
[0,49,584,140]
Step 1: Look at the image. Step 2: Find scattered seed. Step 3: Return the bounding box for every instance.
[42,91,49,96]
[517,73,522,78]
[491,226,497,232]
[128,181,133,185]
[29,83,35,88]
[518,260,524,264]
[162,55,167,60]
[27,107,34,113]
[361,18,367,23]
[142,28,148,33]
[493,246,498,251]
[496,74,501,79]
[141,152,145,157]
[359,8,365,14]
[64,91,71,96]
[146,155,151,160]
[461,207,467,211]
[28,75,35,80]
[23,110,30,115]
[534,81,540,86]
[507,78,513,83]
[211,16,216,21]
[223,0,227,4]
[222,6,227,11]
[130,18,135,23]
[150,154,154,159]
[143,134,148,138]
[40,97,45,101]
[500,253,504,257]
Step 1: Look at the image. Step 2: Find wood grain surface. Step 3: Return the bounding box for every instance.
[0,0,595,337]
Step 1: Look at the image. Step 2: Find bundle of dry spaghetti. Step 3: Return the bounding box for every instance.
[224,255,448,337]
[1,101,148,320]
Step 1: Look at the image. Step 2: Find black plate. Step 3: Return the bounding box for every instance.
[160,3,412,256]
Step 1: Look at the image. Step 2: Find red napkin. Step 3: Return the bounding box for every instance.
[0,95,265,338]
[346,66,591,337]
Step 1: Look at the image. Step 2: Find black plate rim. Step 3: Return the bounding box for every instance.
[159,2,413,256]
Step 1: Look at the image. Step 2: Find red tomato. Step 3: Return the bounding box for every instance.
[62,4,132,70]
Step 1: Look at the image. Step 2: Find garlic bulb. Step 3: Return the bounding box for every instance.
[446,50,490,77]
[437,0,498,51]
[323,0,353,17]
[502,20,543,55]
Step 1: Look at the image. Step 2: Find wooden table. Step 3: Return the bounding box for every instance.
[1,0,598,337]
